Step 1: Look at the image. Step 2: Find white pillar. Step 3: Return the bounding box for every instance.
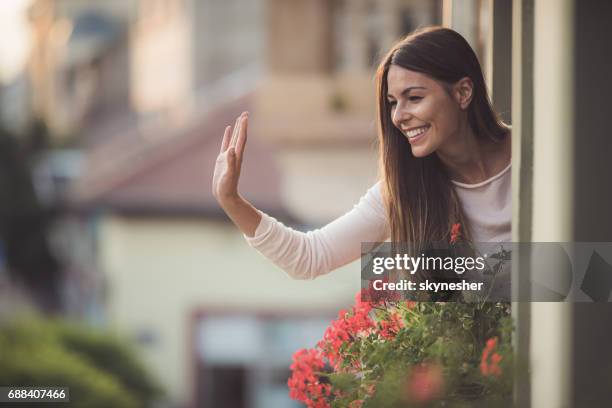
[530,0,574,406]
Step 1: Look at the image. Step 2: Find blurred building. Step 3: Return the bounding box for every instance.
[192,0,265,88]
[130,0,193,118]
[28,0,134,142]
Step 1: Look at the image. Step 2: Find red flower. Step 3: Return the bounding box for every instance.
[480,337,503,377]
[317,297,375,370]
[450,223,462,244]
[486,337,498,349]
[288,348,331,407]
[353,291,373,316]
[405,363,444,403]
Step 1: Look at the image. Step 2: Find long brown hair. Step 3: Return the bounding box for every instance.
[376,26,509,250]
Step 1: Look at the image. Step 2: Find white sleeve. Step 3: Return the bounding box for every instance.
[243,182,389,280]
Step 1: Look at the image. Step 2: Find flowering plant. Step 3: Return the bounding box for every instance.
[288,296,512,407]
[288,224,514,407]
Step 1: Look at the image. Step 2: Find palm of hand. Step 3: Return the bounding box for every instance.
[212,112,248,204]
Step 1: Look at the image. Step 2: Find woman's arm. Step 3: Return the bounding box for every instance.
[213,113,388,279]
[245,183,389,279]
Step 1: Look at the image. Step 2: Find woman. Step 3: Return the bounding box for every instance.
[212,26,511,282]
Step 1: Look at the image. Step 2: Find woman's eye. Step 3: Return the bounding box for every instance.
[409,96,423,102]
[388,100,397,107]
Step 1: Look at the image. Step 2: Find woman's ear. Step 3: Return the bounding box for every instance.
[453,77,474,110]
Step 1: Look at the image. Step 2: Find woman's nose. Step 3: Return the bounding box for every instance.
[392,105,411,128]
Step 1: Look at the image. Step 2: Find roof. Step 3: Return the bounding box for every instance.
[70,95,293,221]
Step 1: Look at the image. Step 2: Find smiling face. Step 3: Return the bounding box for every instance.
[386,65,468,158]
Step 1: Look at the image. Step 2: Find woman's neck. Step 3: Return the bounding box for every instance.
[436,126,511,185]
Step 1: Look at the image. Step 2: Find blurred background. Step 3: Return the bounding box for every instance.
[5,0,610,407]
[0,1,456,407]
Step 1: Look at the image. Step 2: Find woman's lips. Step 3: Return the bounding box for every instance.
[405,125,430,144]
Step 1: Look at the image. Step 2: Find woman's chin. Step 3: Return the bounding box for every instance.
[410,145,434,158]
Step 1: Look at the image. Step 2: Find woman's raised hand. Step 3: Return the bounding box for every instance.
[212,112,261,237]
[212,112,249,206]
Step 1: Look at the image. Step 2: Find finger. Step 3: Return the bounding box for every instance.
[230,113,245,147]
[236,113,248,164]
[228,117,240,149]
[227,147,237,175]
[220,126,232,153]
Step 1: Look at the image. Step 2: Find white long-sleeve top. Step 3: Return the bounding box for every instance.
[244,163,511,280]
